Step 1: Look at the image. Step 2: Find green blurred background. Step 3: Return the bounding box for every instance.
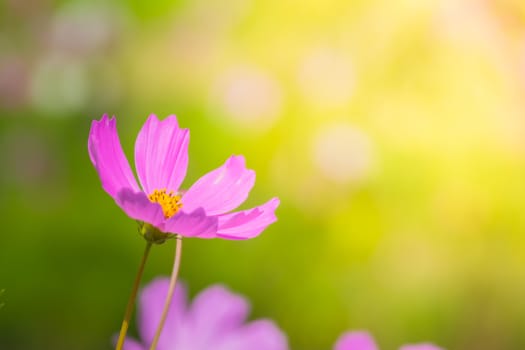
[2,0,525,349]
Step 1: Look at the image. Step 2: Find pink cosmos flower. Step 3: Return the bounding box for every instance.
[88,114,279,241]
[334,331,444,350]
[122,278,289,350]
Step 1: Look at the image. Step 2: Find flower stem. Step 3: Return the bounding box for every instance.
[149,235,183,350]
[115,242,153,350]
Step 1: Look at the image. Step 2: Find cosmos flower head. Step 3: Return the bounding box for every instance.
[121,278,289,350]
[334,331,444,350]
[88,114,279,243]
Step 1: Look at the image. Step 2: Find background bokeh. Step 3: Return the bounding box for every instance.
[2,0,525,349]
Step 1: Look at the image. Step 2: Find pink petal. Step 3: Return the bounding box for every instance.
[215,320,289,350]
[88,114,140,198]
[182,155,256,216]
[164,208,218,238]
[399,344,444,350]
[115,189,165,228]
[134,114,189,195]
[215,197,279,240]
[334,331,379,350]
[121,338,145,350]
[138,278,188,347]
[185,285,250,348]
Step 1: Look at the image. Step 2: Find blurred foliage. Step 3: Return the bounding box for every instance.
[0,289,4,310]
[2,0,525,349]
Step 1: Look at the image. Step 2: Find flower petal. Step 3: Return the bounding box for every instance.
[185,285,250,348]
[121,338,145,350]
[88,114,140,198]
[399,344,444,350]
[134,114,189,195]
[334,331,379,350]
[215,320,289,350]
[138,278,188,347]
[215,197,279,240]
[164,208,218,238]
[182,155,256,216]
[115,189,165,228]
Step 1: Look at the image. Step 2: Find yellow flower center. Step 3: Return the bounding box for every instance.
[148,189,183,218]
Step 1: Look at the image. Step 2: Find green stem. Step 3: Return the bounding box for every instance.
[149,235,183,350]
[116,242,153,350]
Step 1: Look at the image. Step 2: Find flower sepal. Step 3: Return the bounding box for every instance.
[137,221,172,244]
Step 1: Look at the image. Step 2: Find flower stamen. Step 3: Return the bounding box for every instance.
[148,189,183,218]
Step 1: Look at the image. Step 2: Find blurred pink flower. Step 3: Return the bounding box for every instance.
[88,114,279,241]
[122,278,289,350]
[334,331,443,350]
